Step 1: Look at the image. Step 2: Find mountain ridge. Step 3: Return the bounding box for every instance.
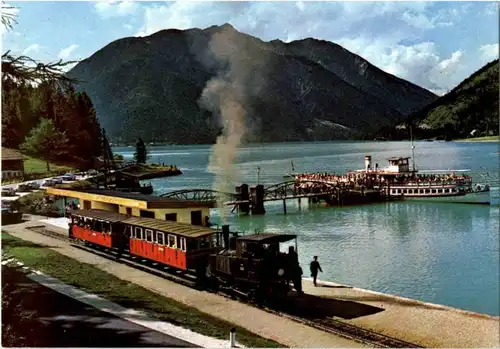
[68,23,438,144]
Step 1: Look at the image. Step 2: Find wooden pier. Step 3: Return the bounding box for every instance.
[160,180,394,215]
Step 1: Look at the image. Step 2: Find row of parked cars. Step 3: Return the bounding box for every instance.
[1,173,78,197]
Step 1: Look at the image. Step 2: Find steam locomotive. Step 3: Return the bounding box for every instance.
[69,209,302,300]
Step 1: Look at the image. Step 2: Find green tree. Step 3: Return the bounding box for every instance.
[134,138,148,164]
[20,118,69,171]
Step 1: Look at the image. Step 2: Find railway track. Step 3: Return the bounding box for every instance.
[26,225,423,348]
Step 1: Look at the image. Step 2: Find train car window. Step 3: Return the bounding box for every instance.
[241,241,247,254]
[146,229,153,242]
[211,234,218,247]
[168,235,177,249]
[157,232,165,245]
[102,221,110,234]
[199,236,210,249]
[187,239,198,251]
[135,227,143,240]
[179,237,186,252]
[129,226,135,238]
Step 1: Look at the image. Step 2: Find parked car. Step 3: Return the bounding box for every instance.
[62,173,76,181]
[42,179,56,187]
[52,177,63,184]
[17,184,32,192]
[27,181,40,190]
[1,187,17,196]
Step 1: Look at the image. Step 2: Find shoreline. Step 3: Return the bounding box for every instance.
[303,278,499,320]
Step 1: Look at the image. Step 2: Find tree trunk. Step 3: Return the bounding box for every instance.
[46,161,50,172]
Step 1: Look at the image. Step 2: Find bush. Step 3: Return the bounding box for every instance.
[11,192,61,217]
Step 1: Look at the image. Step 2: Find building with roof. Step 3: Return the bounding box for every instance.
[45,187,215,226]
[2,148,25,180]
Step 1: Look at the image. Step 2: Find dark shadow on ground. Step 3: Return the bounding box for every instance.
[273,292,385,320]
[1,266,197,347]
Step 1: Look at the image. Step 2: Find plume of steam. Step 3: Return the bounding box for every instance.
[198,25,270,223]
[198,27,250,223]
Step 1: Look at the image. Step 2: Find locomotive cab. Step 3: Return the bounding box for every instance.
[208,230,299,300]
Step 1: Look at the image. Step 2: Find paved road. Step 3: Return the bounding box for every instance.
[2,265,198,347]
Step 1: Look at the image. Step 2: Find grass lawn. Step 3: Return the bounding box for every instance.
[23,156,73,174]
[1,232,282,348]
[454,135,499,142]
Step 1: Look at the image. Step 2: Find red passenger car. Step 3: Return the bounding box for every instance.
[122,216,222,273]
[69,209,223,274]
[70,209,128,249]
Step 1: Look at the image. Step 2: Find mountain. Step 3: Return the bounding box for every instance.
[67,23,437,144]
[376,60,499,140]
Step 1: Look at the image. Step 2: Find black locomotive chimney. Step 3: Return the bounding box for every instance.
[222,225,230,248]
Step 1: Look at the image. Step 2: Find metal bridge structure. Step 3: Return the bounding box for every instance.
[262,180,344,202]
[159,180,346,205]
[159,189,239,203]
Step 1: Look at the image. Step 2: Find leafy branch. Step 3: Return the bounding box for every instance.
[1,1,17,31]
[2,50,79,87]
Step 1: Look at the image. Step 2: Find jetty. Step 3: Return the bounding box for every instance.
[159,180,393,215]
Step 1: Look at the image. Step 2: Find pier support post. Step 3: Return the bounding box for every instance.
[283,199,287,215]
[235,184,250,214]
[250,184,266,215]
[298,197,301,210]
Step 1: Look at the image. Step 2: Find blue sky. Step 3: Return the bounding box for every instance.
[2,1,498,95]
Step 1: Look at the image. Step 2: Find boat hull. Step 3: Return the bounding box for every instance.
[401,190,491,205]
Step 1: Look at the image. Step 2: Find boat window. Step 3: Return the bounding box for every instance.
[403,189,407,194]
[452,188,457,192]
[431,189,436,194]
[438,189,442,193]
[397,189,401,194]
[425,189,430,194]
[391,189,396,194]
[146,229,153,242]
[168,235,177,249]
[135,227,143,240]
[157,232,165,245]
[409,189,413,194]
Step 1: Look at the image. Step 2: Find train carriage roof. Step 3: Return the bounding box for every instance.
[236,233,297,244]
[123,217,215,238]
[72,209,128,223]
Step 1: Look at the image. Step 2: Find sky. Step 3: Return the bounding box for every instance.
[1,1,498,95]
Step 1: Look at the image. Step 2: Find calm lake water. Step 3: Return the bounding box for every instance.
[115,141,499,316]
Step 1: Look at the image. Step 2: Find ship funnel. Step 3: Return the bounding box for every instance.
[364,155,372,173]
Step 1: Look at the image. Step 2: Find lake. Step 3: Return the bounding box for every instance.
[114,141,499,316]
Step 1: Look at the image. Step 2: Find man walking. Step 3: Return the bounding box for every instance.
[310,256,323,286]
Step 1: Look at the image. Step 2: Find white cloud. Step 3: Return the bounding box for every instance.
[479,43,499,63]
[22,44,41,55]
[133,2,492,93]
[58,44,78,60]
[94,0,138,19]
[337,37,466,93]
[484,2,498,16]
